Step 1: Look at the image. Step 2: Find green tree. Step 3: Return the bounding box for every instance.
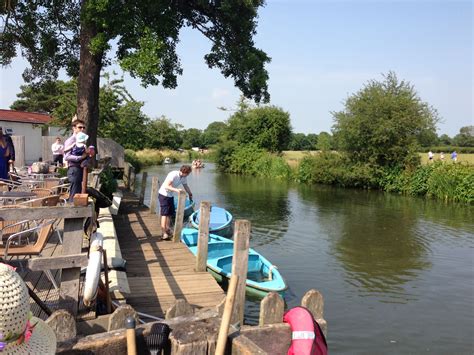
[227,106,292,152]
[438,134,452,146]
[288,133,317,151]
[316,132,332,151]
[10,80,63,113]
[181,128,203,149]
[146,116,182,149]
[202,121,228,147]
[332,72,439,168]
[1,1,270,151]
[453,126,474,147]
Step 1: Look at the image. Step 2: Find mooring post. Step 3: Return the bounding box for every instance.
[149,176,159,215]
[173,190,186,242]
[231,219,251,326]
[301,289,327,337]
[259,292,284,326]
[196,201,211,272]
[138,172,148,205]
[123,163,130,189]
[129,166,136,192]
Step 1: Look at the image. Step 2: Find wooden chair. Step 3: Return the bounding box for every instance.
[48,183,71,204]
[44,178,61,190]
[31,188,54,198]
[0,218,59,289]
[17,196,62,243]
[0,205,30,245]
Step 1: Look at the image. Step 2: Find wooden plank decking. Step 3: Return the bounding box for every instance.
[114,190,225,318]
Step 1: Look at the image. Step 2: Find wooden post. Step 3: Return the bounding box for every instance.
[196,201,211,272]
[172,190,186,242]
[259,292,284,326]
[81,166,88,194]
[138,172,148,205]
[231,219,251,326]
[103,249,112,314]
[129,166,136,192]
[301,289,327,337]
[12,135,25,168]
[149,176,159,215]
[60,206,94,316]
[216,275,239,355]
[301,289,324,319]
[123,163,130,189]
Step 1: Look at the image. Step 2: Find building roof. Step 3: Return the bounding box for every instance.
[0,109,53,124]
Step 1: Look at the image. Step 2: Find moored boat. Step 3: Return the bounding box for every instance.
[181,228,287,298]
[189,205,233,238]
[173,197,195,220]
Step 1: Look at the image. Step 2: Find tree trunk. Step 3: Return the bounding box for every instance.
[77,0,102,155]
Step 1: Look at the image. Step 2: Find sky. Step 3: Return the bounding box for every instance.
[0,0,472,137]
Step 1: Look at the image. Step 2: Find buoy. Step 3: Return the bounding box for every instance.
[83,232,104,306]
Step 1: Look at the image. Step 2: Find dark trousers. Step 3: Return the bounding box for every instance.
[67,166,83,202]
[53,154,63,165]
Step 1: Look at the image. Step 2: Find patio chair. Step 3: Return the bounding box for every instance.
[0,218,60,289]
[31,188,54,198]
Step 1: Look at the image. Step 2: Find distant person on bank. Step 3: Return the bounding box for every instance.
[158,165,193,240]
[51,137,64,166]
[64,119,89,202]
[451,151,458,162]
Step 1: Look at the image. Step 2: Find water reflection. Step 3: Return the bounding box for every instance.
[214,173,291,247]
[297,184,432,301]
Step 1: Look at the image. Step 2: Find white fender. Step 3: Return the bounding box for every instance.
[83,232,104,306]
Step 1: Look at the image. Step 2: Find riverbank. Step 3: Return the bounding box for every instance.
[125,148,208,172]
[215,145,474,204]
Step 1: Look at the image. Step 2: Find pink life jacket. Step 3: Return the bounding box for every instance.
[283,306,328,355]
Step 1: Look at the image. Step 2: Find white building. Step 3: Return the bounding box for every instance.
[0,109,63,165]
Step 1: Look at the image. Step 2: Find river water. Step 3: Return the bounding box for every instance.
[138,163,473,354]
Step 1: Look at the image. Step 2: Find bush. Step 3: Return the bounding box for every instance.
[135,149,164,167]
[124,149,142,173]
[216,143,292,179]
[99,166,118,199]
[426,163,474,203]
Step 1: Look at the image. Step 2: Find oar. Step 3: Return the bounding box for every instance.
[215,275,239,355]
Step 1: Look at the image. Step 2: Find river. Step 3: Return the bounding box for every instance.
[138,163,473,354]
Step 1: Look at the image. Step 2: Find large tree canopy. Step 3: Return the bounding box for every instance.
[332,72,439,168]
[1,0,270,150]
[227,105,292,153]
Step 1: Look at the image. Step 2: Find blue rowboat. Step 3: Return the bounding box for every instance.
[173,197,195,220]
[189,206,233,238]
[181,228,287,298]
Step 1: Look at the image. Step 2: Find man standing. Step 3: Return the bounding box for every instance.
[64,119,88,202]
[51,137,64,166]
[158,165,193,240]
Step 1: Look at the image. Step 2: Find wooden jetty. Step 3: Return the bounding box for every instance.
[113,187,225,318]
[2,167,328,354]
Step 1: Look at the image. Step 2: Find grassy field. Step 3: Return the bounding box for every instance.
[282,150,474,165]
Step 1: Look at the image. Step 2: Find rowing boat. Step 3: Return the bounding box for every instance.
[181,228,287,298]
[189,205,233,238]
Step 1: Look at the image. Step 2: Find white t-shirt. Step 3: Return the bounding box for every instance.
[158,170,188,197]
[52,142,64,155]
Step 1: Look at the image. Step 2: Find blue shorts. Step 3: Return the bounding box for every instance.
[159,194,175,216]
